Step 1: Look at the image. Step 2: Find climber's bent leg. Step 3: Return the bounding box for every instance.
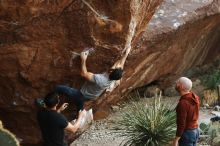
[54,85,79,98]
[54,85,86,110]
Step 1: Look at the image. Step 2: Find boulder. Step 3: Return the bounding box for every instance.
[214,105,220,111]
[0,0,163,144]
[164,86,178,97]
[144,86,162,98]
[0,0,220,145]
[192,79,205,99]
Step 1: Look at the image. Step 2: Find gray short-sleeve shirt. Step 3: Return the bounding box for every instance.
[80,73,112,99]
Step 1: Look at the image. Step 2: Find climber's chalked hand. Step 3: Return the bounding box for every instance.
[80,51,89,60]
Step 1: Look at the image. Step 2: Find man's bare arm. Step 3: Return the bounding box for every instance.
[65,110,86,133]
[65,122,80,133]
[57,103,68,113]
[106,47,131,92]
[111,47,131,69]
[80,52,94,81]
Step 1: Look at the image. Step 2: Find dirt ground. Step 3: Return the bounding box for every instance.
[71,97,214,146]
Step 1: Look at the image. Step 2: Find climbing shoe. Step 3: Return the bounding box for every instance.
[35,98,45,108]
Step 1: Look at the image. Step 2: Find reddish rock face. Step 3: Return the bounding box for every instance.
[0,0,163,144]
[95,0,220,113]
[0,0,220,145]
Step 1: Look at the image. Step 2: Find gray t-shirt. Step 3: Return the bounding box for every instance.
[80,73,112,99]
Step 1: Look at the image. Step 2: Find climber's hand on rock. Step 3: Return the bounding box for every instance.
[81,51,88,61]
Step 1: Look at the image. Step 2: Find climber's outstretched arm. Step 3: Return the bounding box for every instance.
[104,47,131,92]
[80,52,94,81]
[111,47,131,69]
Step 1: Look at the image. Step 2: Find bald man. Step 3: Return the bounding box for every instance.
[172,77,200,146]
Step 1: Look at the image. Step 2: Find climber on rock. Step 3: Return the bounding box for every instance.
[52,48,129,112]
[37,92,86,146]
[36,46,129,114]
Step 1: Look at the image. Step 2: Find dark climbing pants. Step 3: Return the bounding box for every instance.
[179,128,199,146]
[54,85,86,112]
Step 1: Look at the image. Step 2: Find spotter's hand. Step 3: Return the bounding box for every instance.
[60,103,69,111]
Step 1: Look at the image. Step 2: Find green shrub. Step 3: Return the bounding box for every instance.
[115,97,176,146]
[208,122,220,139]
[201,58,220,90]
[0,121,19,146]
[199,122,210,135]
[202,69,220,90]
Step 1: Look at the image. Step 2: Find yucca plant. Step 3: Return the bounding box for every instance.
[115,97,176,146]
